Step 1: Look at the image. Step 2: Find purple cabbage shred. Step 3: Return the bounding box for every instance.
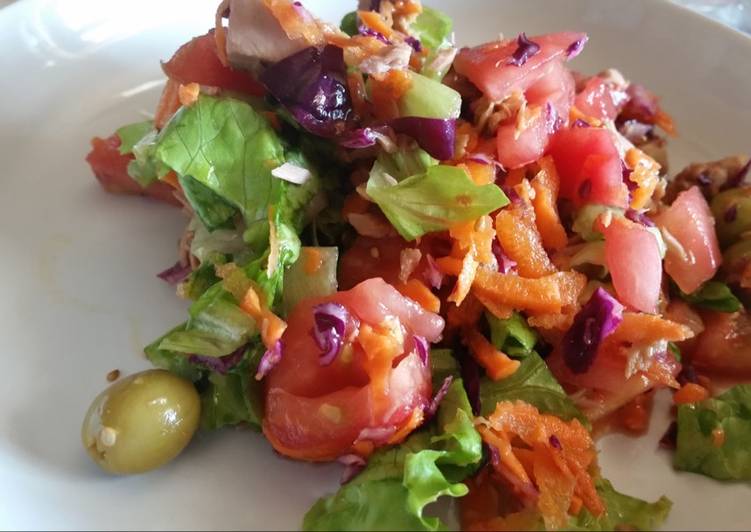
[189,346,246,375]
[413,335,430,366]
[572,118,590,128]
[157,261,192,285]
[358,25,391,44]
[389,117,456,160]
[255,340,283,380]
[405,36,422,52]
[508,33,541,67]
[625,208,656,227]
[312,302,352,365]
[566,35,588,59]
[424,254,445,290]
[492,239,517,274]
[424,376,454,420]
[260,45,353,138]
[562,287,624,374]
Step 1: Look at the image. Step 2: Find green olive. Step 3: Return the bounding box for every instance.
[711,187,751,247]
[82,369,200,475]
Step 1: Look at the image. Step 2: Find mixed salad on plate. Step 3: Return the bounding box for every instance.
[82,0,751,529]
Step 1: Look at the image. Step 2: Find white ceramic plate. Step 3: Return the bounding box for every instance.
[2,0,751,529]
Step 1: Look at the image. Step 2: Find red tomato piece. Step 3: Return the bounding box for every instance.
[263,278,443,462]
[162,31,265,96]
[655,186,722,294]
[496,61,575,169]
[602,218,662,313]
[574,76,629,122]
[454,32,586,102]
[547,126,629,207]
[85,135,180,206]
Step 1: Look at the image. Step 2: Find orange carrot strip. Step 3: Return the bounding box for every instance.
[625,147,661,210]
[673,382,710,405]
[178,82,200,107]
[387,407,424,445]
[154,79,182,130]
[303,248,323,274]
[503,167,526,188]
[446,294,485,331]
[495,202,556,278]
[161,171,180,190]
[473,269,577,315]
[473,290,514,320]
[461,160,496,186]
[464,328,520,380]
[532,157,568,251]
[397,279,441,313]
[435,256,463,276]
[357,10,394,38]
[569,106,602,127]
[448,248,478,305]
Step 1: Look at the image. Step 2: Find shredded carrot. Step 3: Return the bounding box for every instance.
[178,82,200,107]
[435,256,463,276]
[473,290,514,320]
[351,439,375,457]
[673,382,710,405]
[625,147,661,210]
[473,269,586,315]
[347,71,369,119]
[161,170,180,190]
[531,157,568,252]
[260,310,287,348]
[568,496,583,516]
[303,248,323,274]
[477,401,605,528]
[603,312,695,351]
[266,0,325,44]
[503,167,527,188]
[448,247,479,305]
[392,0,423,18]
[397,278,441,313]
[154,79,182,130]
[655,109,677,137]
[461,160,496,186]
[495,201,556,278]
[446,294,485,331]
[369,69,412,120]
[455,121,480,157]
[357,323,403,414]
[569,106,602,127]
[463,328,520,380]
[357,10,394,38]
[387,407,424,444]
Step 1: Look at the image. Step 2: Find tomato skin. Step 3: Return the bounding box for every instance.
[162,31,265,95]
[547,126,629,208]
[574,77,628,122]
[496,61,575,169]
[655,186,722,294]
[85,135,180,206]
[263,278,442,462]
[454,32,586,102]
[603,218,662,313]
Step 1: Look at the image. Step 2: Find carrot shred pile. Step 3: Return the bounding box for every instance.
[466,401,605,530]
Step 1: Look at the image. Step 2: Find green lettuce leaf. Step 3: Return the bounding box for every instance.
[479,352,587,425]
[303,379,482,531]
[158,283,256,357]
[409,7,454,80]
[674,383,751,480]
[569,478,672,531]
[680,281,743,313]
[486,312,538,358]
[156,95,286,224]
[144,325,205,382]
[179,175,239,231]
[200,344,264,430]
[282,246,339,315]
[430,348,460,386]
[375,146,437,182]
[116,120,154,155]
[366,164,508,240]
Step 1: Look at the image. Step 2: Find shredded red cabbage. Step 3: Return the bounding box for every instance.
[508,33,540,67]
[562,287,624,374]
[255,339,283,380]
[549,434,562,449]
[358,25,391,44]
[260,45,352,137]
[312,302,353,365]
[405,36,422,52]
[625,208,656,227]
[572,118,590,128]
[339,125,392,149]
[566,34,588,59]
[157,261,191,285]
[424,375,453,419]
[390,117,456,160]
[412,335,429,366]
[492,239,517,274]
[189,346,245,375]
[423,254,445,290]
[338,454,367,484]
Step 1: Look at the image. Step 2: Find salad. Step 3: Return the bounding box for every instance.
[81,0,751,530]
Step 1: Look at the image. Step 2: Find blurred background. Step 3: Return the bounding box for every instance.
[0,0,749,33]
